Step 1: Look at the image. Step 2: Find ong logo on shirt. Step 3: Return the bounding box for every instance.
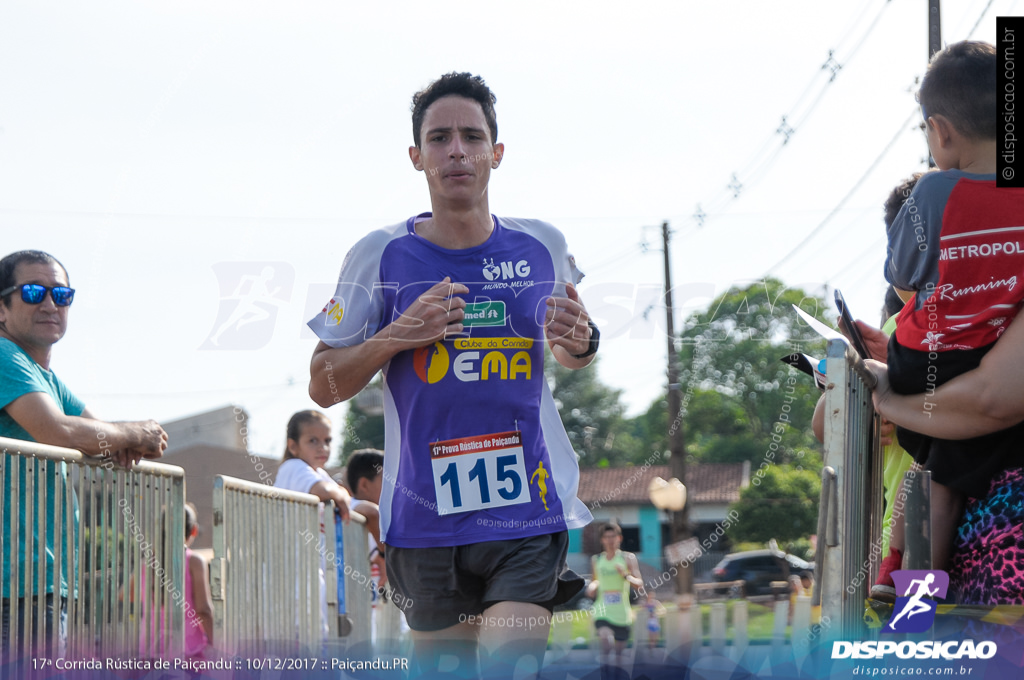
[481,258,531,281]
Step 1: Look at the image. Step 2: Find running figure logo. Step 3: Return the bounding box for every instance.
[884,570,949,633]
[530,461,550,511]
[200,262,294,350]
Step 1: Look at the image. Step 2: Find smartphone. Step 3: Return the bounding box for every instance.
[834,289,872,360]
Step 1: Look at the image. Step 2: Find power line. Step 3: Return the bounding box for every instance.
[585,244,645,275]
[765,0,1007,280]
[826,236,887,283]
[681,0,895,228]
[763,107,919,276]
[80,379,299,399]
[965,0,997,38]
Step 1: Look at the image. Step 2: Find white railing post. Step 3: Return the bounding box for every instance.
[0,437,186,663]
[213,475,321,655]
[212,475,373,657]
[819,339,885,639]
[341,504,372,646]
[731,600,748,661]
[709,602,726,654]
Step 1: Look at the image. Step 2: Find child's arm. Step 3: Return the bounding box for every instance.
[372,551,388,587]
[308,480,352,521]
[352,501,381,547]
[812,393,825,444]
[189,550,215,648]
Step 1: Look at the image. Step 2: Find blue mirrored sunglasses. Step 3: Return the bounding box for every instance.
[1,283,75,307]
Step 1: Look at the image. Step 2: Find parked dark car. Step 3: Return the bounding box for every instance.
[710,550,812,596]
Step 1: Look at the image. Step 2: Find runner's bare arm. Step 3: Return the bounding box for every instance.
[585,556,599,598]
[545,284,595,370]
[309,279,467,406]
[625,553,644,590]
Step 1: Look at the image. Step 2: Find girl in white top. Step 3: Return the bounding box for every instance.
[274,410,351,637]
[276,410,352,514]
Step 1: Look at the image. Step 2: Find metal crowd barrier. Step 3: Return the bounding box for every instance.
[0,436,186,662]
[340,504,372,646]
[211,475,378,654]
[816,339,885,638]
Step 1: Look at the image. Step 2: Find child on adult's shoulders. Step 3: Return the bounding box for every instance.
[878,40,1024,601]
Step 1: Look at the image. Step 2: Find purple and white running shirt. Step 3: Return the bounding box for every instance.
[308,214,593,548]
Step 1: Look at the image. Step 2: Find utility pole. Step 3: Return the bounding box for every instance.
[928,0,942,60]
[661,221,692,595]
[927,0,942,168]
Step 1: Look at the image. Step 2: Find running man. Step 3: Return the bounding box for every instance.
[530,461,550,511]
[887,573,940,631]
[307,72,597,679]
[586,523,643,677]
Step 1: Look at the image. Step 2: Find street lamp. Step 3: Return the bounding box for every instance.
[649,476,694,597]
[648,476,686,512]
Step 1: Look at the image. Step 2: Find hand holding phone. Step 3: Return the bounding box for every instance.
[834,289,872,361]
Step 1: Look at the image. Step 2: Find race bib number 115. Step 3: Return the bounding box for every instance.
[430,431,530,515]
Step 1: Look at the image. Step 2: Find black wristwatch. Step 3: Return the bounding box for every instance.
[572,320,600,359]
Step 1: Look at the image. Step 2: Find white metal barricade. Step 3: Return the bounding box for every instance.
[0,436,186,662]
[211,475,323,655]
[211,475,382,655]
[339,505,372,646]
[816,339,885,638]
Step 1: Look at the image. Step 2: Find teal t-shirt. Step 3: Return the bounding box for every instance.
[0,338,84,597]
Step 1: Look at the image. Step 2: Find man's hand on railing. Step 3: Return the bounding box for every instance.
[133,420,169,458]
[862,359,893,414]
[107,449,144,468]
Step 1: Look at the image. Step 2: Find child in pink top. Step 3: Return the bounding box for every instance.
[184,503,214,657]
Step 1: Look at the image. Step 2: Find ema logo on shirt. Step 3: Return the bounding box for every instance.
[883,570,949,634]
[412,340,532,384]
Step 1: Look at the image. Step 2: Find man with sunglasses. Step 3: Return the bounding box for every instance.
[0,249,168,660]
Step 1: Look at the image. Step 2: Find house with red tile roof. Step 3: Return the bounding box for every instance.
[570,462,749,580]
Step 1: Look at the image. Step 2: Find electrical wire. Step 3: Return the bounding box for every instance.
[763,107,919,276]
[679,0,895,231]
[965,0,997,38]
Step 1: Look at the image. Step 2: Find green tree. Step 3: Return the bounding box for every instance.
[546,352,649,467]
[637,279,829,470]
[728,465,821,544]
[340,376,386,463]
